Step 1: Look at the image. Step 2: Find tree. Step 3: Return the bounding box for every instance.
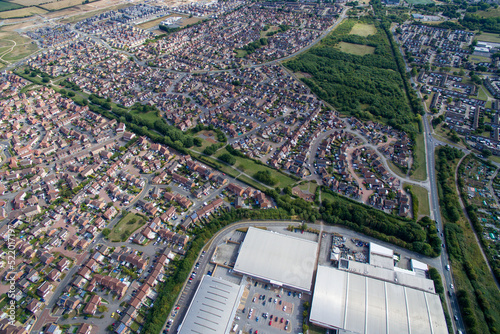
[193,137,202,147]
[218,153,236,165]
[482,148,492,157]
[411,67,418,77]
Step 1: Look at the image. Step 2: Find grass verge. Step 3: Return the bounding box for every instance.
[411,132,427,181]
[109,212,145,242]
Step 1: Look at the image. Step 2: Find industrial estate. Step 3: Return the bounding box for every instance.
[0,0,499,333]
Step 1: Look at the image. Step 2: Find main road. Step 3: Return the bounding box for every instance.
[422,89,465,333]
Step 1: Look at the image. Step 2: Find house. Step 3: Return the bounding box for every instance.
[37,282,53,298]
[26,300,41,313]
[77,324,92,334]
[40,252,55,265]
[45,324,62,334]
[227,183,244,196]
[103,206,118,220]
[47,269,61,281]
[57,258,70,271]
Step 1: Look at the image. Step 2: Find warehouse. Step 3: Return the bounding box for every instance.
[233,227,318,293]
[310,265,448,334]
[178,275,244,334]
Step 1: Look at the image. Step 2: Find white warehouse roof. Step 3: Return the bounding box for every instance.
[233,227,318,292]
[178,275,243,334]
[310,265,448,334]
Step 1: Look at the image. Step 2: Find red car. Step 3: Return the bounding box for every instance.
[280,318,284,323]
[269,321,272,326]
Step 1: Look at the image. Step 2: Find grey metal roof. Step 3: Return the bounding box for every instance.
[310,266,448,334]
[178,275,243,334]
[233,227,318,292]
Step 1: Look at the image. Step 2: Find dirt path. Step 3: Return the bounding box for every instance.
[0,39,16,64]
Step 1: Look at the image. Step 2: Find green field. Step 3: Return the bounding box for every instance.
[407,183,430,217]
[412,132,427,181]
[108,212,145,242]
[349,23,377,37]
[214,149,297,188]
[319,188,337,203]
[475,7,500,19]
[195,131,220,151]
[476,32,500,44]
[298,181,318,194]
[130,109,161,123]
[336,42,375,56]
[0,31,37,63]
[0,1,22,12]
[235,50,247,58]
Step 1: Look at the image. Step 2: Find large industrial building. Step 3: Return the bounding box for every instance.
[177,275,244,334]
[309,265,448,334]
[233,227,318,293]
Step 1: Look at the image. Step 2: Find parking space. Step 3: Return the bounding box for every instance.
[231,279,306,334]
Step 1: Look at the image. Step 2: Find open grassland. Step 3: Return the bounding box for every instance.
[180,16,202,27]
[298,181,318,194]
[0,5,46,18]
[0,1,23,12]
[470,55,492,64]
[476,7,500,19]
[0,30,37,62]
[109,212,145,242]
[336,41,375,56]
[349,23,376,36]
[2,41,37,62]
[475,32,500,43]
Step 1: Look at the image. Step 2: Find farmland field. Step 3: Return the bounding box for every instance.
[40,0,90,10]
[336,42,375,56]
[349,23,376,36]
[0,1,23,12]
[60,1,131,23]
[0,6,46,18]
[9,0,51,6]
